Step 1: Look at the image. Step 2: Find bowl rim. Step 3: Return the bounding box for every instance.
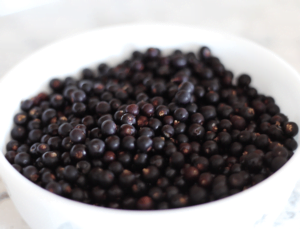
[0,22,300,216]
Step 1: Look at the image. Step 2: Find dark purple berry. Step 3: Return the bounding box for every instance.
[283,122,298,137]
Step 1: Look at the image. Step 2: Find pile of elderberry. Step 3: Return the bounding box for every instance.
[5,47,299,210]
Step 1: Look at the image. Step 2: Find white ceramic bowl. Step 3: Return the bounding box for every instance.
[0,24,300,229]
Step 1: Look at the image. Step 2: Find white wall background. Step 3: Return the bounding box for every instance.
[1,0,300,78]
[0,0,57,16]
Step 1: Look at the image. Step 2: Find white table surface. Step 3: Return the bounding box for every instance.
[1,0,300,228]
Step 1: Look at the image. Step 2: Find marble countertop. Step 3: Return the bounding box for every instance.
[1,0,300,228]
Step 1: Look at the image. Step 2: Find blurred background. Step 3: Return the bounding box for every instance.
[1,0,300,78]
[1,0,300,228]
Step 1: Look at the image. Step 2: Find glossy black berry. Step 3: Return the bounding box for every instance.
[23,165,39,182]
[238,130,252,145]
[209,155,224,173]
[120,113,136,126]
[237,74,251,87]
[271,156,287,172]
[142,166,160,183]
[202,140,218,156]
[105,135,120,151]
[183,166,199,182]
[170,152,185,168]
[14,152,31,167]
[190,113,204,125]
[70,89,86,103]
[283,122,298,137]
[121,136,136,151]
[228,173,244,189]
[189,186,207,205]
[69,128,86,143]
[230,115,246,131]
[141,103,154,117]
[107,185,123,200]
[217,132,232,146]
[41,171,56,184]
[119,170,135,188]
[58,123,73,137]
[244,152,263,173]
[101,120,117,136]
[45,182,62,195]
[91,186,106,203]
[11,126,27,141]
[5,151,17,164]
[254,134,269,149]
[70,144,87,161]
[63,165,79,183]
[198,46,211,60]
[6,140,19,152]
[173,108,189,122]
[108,161,124,175]
[284,138,298,151]
[41,151,59,168]
[21,99,34,112]
[95,101,111,115]
[125,104,139,116]
[188,124,205,139]
[117,152,131,168]
[136,196,154,210]
[42,108,57,125]
[240,107,255,120]
[132,153,147,169]
[156,177,170,190]
[136,136,153,152]
[13,112,28,126]
[199,106,216,120]
[205,91,219,104]
[174,90,191,105]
